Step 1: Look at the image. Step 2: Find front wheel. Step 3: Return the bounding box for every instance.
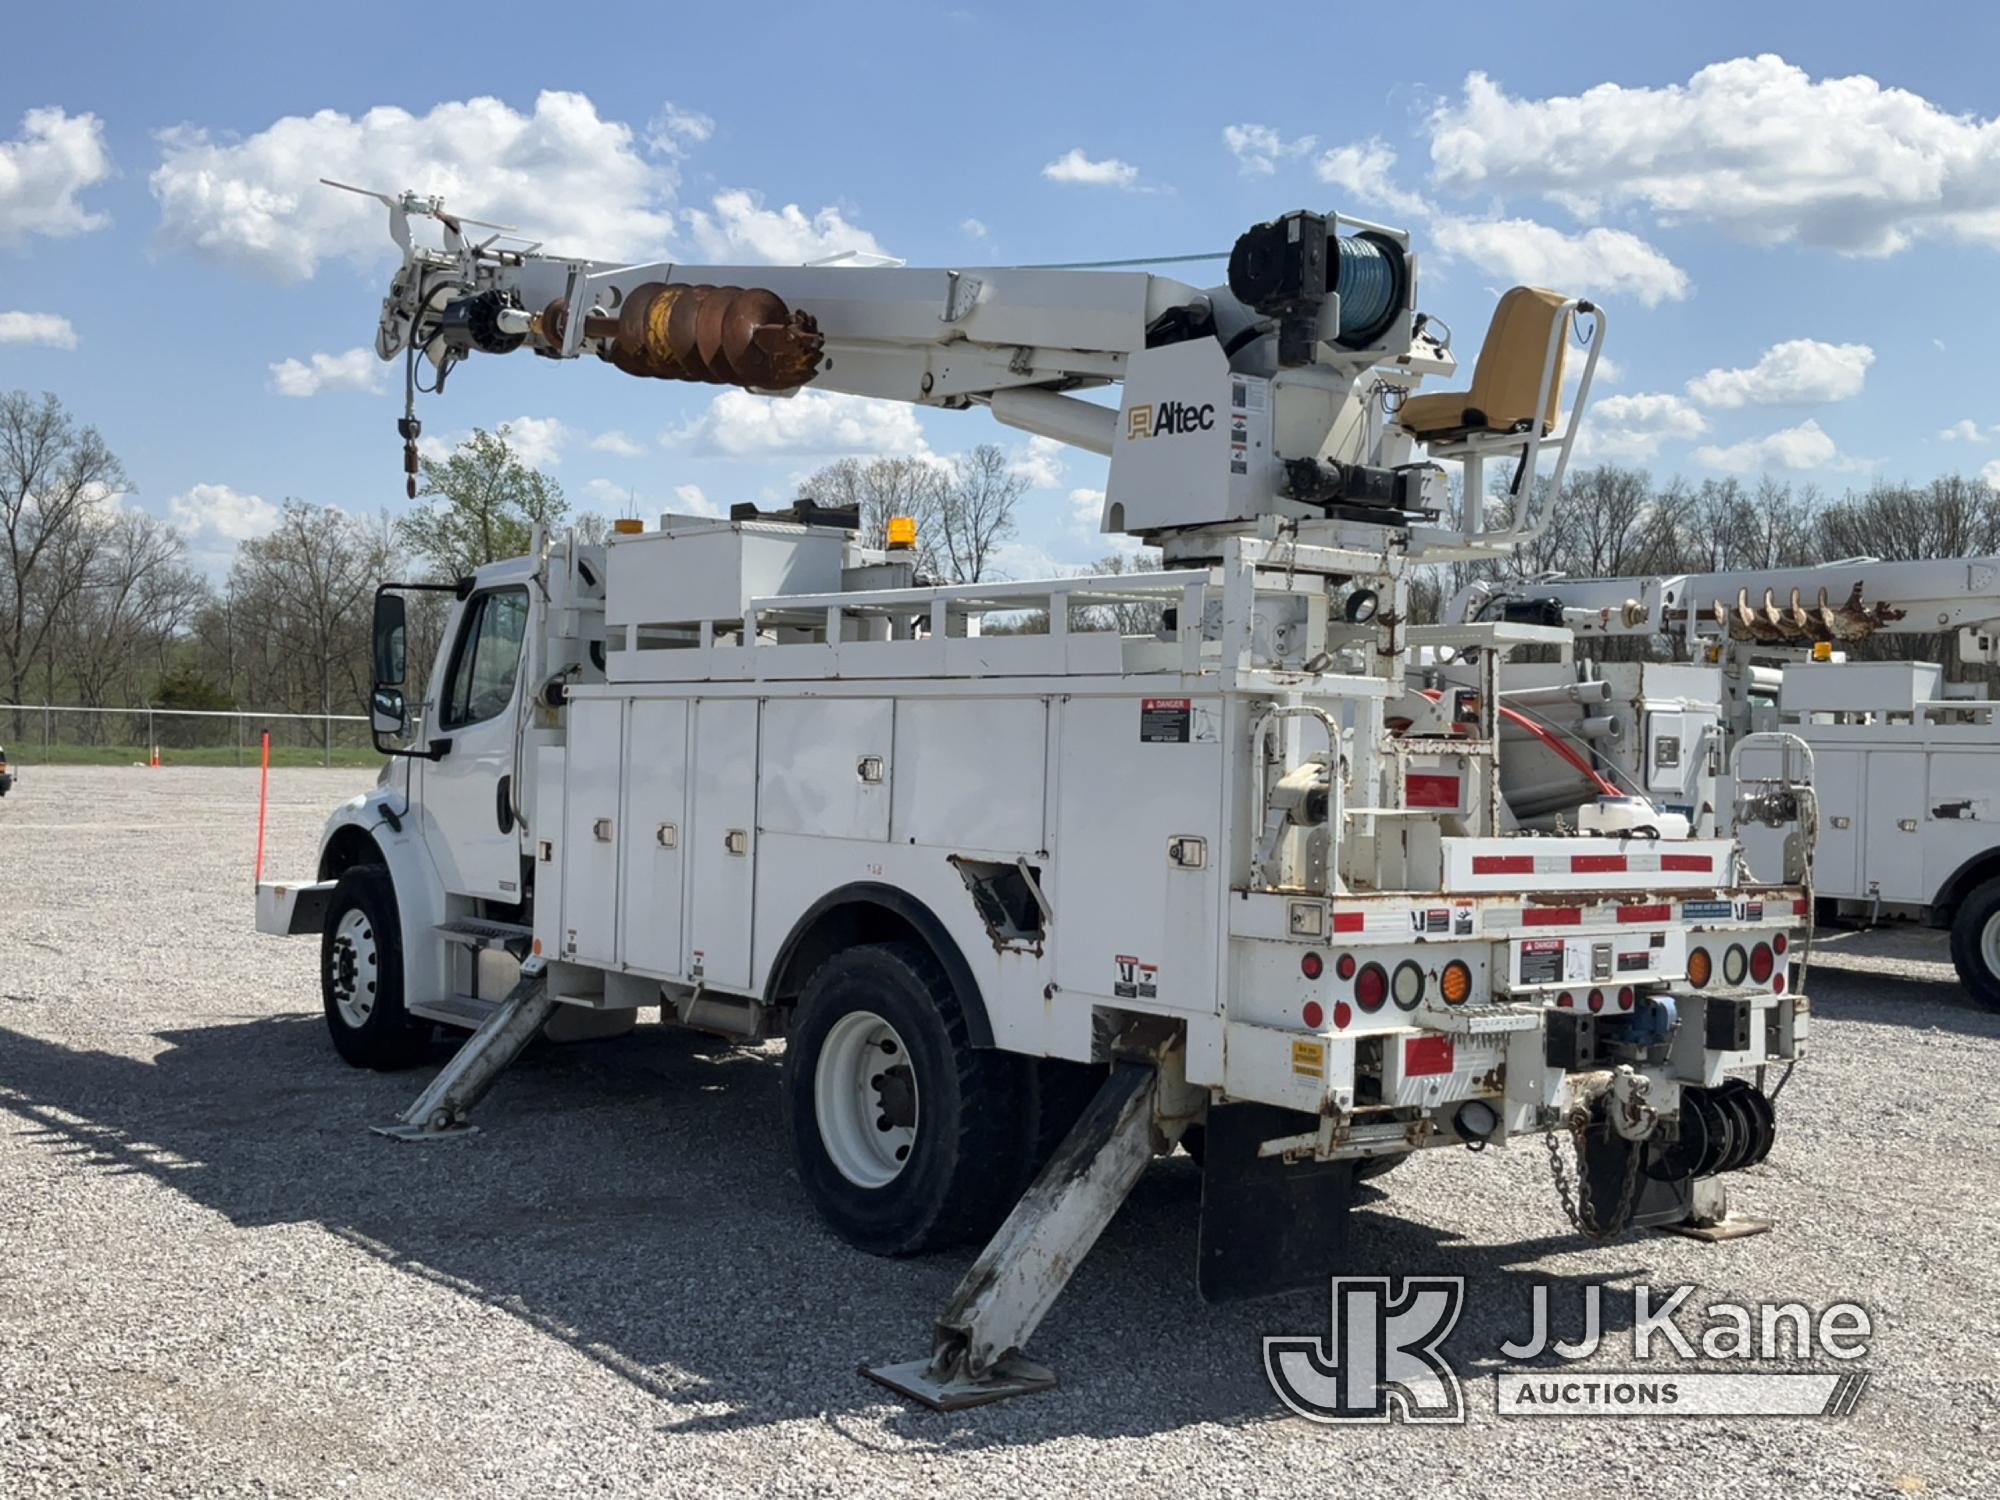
[1948,876,2000,1012]
[321,864,429,1069]
[783,941,1023,1256]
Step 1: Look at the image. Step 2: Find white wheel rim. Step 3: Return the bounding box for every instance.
[814,1010,918,1188]
[1981,912,2000,978]
[329,907,380,1028]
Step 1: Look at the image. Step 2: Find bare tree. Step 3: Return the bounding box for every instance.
[0,391,130,731]
[935,444,1024,584]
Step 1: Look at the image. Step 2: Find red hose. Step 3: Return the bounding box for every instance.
[1412,687,1621,799]
[1497,704,1623,799]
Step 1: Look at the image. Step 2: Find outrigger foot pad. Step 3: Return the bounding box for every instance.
[860,1354,1057,1412]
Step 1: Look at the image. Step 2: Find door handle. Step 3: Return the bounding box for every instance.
[496,775,514,834]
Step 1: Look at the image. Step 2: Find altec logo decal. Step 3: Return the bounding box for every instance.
[1126,400,1216,440]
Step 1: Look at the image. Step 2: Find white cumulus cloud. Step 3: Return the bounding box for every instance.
[1429,216,1690,306]
[151,92,676,281]
[1012,435,1067,490]
[1224,124,1317,178]
[498,416,568,469]
[0,107,112,245]
[1686,339,1874,408]
[268,346,383,397]
[1426,56,2000,256]
[673,482,719,517]
[961,217,989,240]
[1695,418,1859,474]
[1042,148,1141,190]
[0,311,78,348]
[1941,419,1989,442]
[645,102,713,158]
[1575,392,1708,461]
[1315,139,1431,219]
[589,430,646,458]
[168,483,278,543]
[1983,459,2000,488]
[674,388,930,459]
[1069,487,1107,530]
[682,188,886,264]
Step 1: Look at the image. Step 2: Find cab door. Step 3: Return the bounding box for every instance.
[419,583,532,901]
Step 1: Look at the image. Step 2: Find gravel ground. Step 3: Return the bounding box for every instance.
[2,766,1996,1498]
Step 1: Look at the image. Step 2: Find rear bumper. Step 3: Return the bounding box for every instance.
[256,879,335,937]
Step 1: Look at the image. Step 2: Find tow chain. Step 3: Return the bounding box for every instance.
[1544,1108,1643,1240]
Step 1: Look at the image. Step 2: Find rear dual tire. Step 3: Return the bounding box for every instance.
[784,941,1027,1257]
[1949,877,2000,1014]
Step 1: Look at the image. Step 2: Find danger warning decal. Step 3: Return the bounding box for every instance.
[1114,954,1159,1000]
[1140,698,1192,744]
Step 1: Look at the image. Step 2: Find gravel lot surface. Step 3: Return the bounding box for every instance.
[2,766,1996,1498]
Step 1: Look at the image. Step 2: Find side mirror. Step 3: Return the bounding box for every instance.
[371,686,408,738]
[373,590,408,687]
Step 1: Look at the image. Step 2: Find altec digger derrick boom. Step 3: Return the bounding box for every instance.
[255,191,1809,1409]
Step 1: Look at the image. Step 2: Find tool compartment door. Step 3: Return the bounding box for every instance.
[620,698,689,976]
[560,698,624,965]
[1863,749,1928,903]
[1053,696,1222,1013]
[687,698,759,989]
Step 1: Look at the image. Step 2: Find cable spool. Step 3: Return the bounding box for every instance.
[1332,234,1404,348]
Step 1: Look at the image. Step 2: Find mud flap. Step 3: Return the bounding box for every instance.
[1197,1103,1357,1303]
[1578,1125,1694,1231]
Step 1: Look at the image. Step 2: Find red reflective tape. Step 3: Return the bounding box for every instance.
[1473,855,1536,875]
[1522,907,1583,926]
[1331,911,1365,933]
[1571,854,1627,873]
[1793,898,1809,916]
[1619,903,1673,924]
[1404,1035,1456,1077]
[1661,853,1712,873]
[1406,773,1462,809]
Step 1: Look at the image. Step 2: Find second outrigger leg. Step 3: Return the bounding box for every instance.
[374,957,554,1141]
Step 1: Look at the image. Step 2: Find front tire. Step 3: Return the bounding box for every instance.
[784,941,1023,1256]
[1948,876,2000,1012]
[321,864,428,1069]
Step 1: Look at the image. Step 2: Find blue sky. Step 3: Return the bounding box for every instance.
[6,0,2000,576]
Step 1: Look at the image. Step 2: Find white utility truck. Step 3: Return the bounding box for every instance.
[1456,558,2000,1010]
[257,193,1810,1407]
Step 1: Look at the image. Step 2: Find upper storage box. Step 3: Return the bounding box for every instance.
[604,518,847,629]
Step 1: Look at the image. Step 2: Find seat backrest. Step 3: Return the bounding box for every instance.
[1467,287,1570,432]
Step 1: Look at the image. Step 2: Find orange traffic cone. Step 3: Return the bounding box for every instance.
[150,744,161,768]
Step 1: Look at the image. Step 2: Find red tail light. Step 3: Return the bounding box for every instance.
[1302,1000,1326,1029]
[1335,952,1357,981]
[1301,952,1324,980]
[1556,991,1575,1008]
[1617,986,1635,1010]
[1587,989,1605,1012]
[1773,932,1789,957]
[1750,943,1775,983]
[1354,962,1388,1012]
[1333,1000,1353,1030]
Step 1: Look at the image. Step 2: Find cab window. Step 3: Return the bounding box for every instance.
[440,588,529,729]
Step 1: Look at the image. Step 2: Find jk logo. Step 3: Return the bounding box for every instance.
[1264,1276,1467,1424]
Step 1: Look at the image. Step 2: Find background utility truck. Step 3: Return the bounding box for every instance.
[257,195,1811,1408]
[1456,558,2000,1009]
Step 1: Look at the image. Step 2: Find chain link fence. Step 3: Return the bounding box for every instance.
[0,704,378,768]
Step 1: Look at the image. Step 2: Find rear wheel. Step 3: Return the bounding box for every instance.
[321,864,428,1069]
[784,941,1023,1256]
[1949,877,2000,1013]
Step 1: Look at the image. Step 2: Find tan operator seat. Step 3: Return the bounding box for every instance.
[1396,286,1571,442]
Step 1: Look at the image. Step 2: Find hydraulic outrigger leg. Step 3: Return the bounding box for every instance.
[374,957,555,1140]
[863,1060,1160,1410]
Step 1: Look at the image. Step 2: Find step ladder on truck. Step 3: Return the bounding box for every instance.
[1453,557,2000,1010]
[254,194,1812,1408]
